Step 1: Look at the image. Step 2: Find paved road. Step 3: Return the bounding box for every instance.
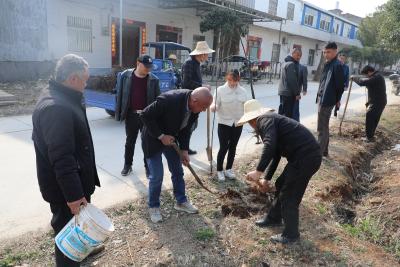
[1,79,398,239]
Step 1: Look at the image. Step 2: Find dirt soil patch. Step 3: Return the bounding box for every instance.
[0,80,47,117]
[1,105,400,266]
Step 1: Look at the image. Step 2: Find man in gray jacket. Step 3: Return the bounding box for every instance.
[278,48,302,119]
[293,64,308,122]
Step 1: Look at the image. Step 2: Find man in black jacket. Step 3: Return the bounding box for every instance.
[115,55,160,176]
[353,65,387,142]
[316,42,345,157]
[278,48,302,119]
[32,54,100,266]
[140,87,213,223]
[237,99,322,244]
[182,41,214,155]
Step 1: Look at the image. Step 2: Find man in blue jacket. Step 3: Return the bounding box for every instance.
[316,42,345,157]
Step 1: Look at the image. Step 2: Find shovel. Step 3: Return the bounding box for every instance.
[206,107,213,172]
[172,142,217,195]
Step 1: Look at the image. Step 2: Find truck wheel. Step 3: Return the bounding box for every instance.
[105,109,115,117]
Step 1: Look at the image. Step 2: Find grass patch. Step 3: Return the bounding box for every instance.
[342,216,383,243]
[258,239,269,246]
[316,203,328,215]
[195,228,215,241]
[0,249,38,267]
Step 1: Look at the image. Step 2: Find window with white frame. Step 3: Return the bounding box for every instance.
[287,2,295,21]
[343,23,352,38]
[308,49,315,66]
[304,8,317,27]
[268,0,278,16]
[319,14,331,31]
[333,19,342,34]
[67,16,93,52]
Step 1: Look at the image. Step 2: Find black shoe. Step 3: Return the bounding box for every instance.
[121,165,132,176]
[270,234,299,244]
[255,215,283,228]
[188,149,197,155]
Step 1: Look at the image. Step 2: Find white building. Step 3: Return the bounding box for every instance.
[0,0,362,81]
[241,0,362,76]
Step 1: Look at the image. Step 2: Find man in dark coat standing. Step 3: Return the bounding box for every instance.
[140,87,213,223]
[293,64,308,122]
[278,48,302,119]
[353,65,387,142]
[238,99,322,244]
[32,54,100,266]
[114,55,160,176]
[316,42,345,157]
[181,41,214,155]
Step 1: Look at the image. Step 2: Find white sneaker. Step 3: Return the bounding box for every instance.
[224,169,236,179]
[149,208,163,223]
[174,201,199,214]
[217,171,225,181]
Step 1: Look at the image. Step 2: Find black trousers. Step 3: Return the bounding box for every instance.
[278,95,296,119]
[50,197,90,267]
[366,103,386,139]
[124,111,148,171]
[217,123,243,171]
[267,153,322,239]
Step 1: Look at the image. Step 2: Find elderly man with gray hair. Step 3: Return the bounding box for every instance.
[32,54,101,266]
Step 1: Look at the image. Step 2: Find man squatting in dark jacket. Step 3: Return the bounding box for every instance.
[353,65,387,142]
[115,55,161,177]
[316,42,345,157]
[238,99,322,244]
[32,54,100,266]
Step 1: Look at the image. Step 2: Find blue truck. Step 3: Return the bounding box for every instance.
[84,42,191,116]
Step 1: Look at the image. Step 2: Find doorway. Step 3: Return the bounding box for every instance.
[112,18,145,67]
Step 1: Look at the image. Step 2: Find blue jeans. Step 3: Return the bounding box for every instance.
[293,100,300,122]
[146,147,187,208]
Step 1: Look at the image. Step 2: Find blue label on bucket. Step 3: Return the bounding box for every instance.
[56,224,102,262]
[75,226,100,246]
[56,225,82,262]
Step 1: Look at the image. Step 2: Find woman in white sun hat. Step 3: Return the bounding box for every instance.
[210,70,248,182]
[182,41,215,155]
[238,99,322,245]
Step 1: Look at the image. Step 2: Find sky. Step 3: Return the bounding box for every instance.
[304,0,388,17]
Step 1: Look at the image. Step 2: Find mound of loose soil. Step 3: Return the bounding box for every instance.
[219,188,273,218]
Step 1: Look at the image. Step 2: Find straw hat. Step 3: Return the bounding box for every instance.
[168,54,177,60]
[236,99,274,126]
[190,41,215,56]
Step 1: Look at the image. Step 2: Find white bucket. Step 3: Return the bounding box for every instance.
[55,203,114,262]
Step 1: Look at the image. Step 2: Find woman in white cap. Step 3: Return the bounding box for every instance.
[210,70,248,181]
[237,99,322,244]
[182,41,215,155]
